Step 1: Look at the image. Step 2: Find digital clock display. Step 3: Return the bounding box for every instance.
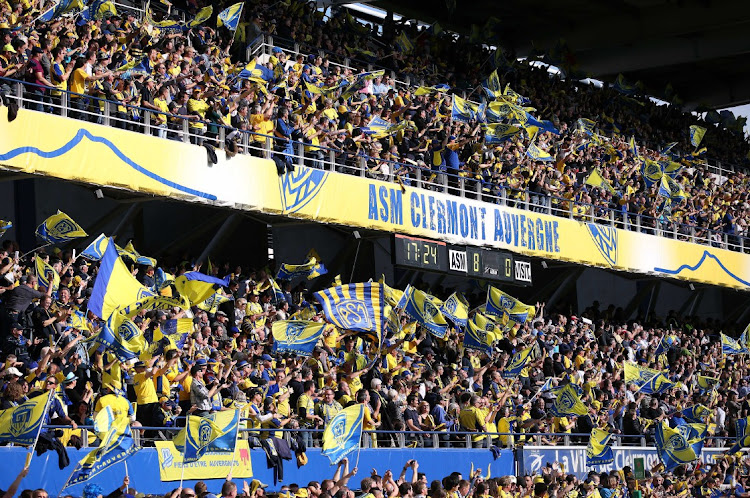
[393,234,447,272]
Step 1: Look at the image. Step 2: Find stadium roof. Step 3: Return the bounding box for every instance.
[371,0,750,110]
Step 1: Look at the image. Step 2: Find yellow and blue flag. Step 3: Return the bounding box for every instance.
[721,333,748,355]
[237,59,275,83]
[121,294,185,319]
[526,141,554,162]
[80,233,108,261]
[659,160,682,178]
[414,85,450,96]
[584,168,616,195]
[174,410,239,453]
[576,118,596,136]
[484,123,522,144]
[485,287,535,323]
[196,292,231,314]
[655,335,678,356]
[739,323,750,350]
[550,383,589,417]
[271,320,325,356]
[452,95,480,123]
[613,74,636,95]
[503,84,530,105]
[675,422,707,458]
[149,318,192,356]
[88,240,156,320]
[641,158,664,187]
[696,375,719,392]
[658,175,686,201]
[322,404,364,465]
[379,276,404,308]
[441,292,468,327]
[0,391,50,445]
[269,277,286,304]
[586,428,613,466]
[482,69,502,100]
[396,285,448,338]
[277,257,328,281]
[462,313,494,355]
[186,6,213,28]
[0,220,12,238]
[95,311,146,363]
[501,345,534,379]
[681,404,710,423]
[63,416,138,488]
[36,211,87,245]
[174,415,226,463]
[314,283,384,342]
[175,271,229,306]
[637,373,675,395]
[68,310,91,333]
[655,420,700,471]
[217,2,243,30]
[623,361,661,387]
[394,32,414,53]
[689,125,706,147]
[728,417,750,454]
[628,136,639,157]
[79,0,116,20]
[35,255,60,293]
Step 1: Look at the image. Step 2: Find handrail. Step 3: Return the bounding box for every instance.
[2,75,748,255]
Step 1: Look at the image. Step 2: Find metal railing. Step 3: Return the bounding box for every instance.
[2,76,749,254]
[40,425,736,450]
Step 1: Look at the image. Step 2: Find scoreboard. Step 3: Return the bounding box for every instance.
[392,234,532,286]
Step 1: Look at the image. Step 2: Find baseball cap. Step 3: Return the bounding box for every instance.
[2,44,15,53]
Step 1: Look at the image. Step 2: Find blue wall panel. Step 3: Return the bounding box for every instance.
[0,447,514,495]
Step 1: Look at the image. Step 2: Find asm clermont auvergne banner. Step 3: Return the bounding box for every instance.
[1,108,749,289]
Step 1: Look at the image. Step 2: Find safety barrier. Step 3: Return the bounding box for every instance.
[0,76,747,255]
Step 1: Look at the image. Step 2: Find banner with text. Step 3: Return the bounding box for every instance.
[1,108,748,289]
[155,441,253,481]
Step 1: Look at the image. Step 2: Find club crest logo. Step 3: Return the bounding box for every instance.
[285,322,305,344]
[500,296,514,310]
[50,218,77,239]
[667,433,687,452]
[421,298,439,325]
[279,167,329,214]
[443,297,457,314]
[10,405,32,437]
[198,419,213,448]
[330,416,347,446]
[333,299,372,330]
[118,321,139,342]
[586,223,618,266]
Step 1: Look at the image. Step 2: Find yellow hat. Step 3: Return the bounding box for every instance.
[533,476,545,484]
[2,44,15,53]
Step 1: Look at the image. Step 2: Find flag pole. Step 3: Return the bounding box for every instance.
[21,242,53,260]
[179,441,187,489]
[28,391,53,468]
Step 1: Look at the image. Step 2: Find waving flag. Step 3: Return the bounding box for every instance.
[269,277,286,305]
[35,255,60,293]
[277,257,328,281]
[36,211,87,244]
[485,287,535,323]
[484,123,522,144]
[89,240,155,320]
[237,59,275,83]
[196,292,231,314]
[173,415,226,463]
[550,383,589,417]
[641,158,664,187]
[452,95,480,123]
[526,141,554,162]
[322,404,364,465]
[81,234,108,261]
[637,373,675,395]
[655,420,699,471]
[675,422,707,459]
[623,361,662,387]
[95,311,146,362]
[396,285,448,338]
[149,318,192,356]
[63,416,138,488]
[681,404,710,423]
[501,345,534,379]
[0,220,12,238]
[586,428,614,466]
[728,418,750,454]
[186,6,213,28]
[584,168,616,194]
[394,32,414,53]
[173,410,239,453]
[658,175,684,202]
[462,313,494,355]
[379,276,404,308]
[175,271,229,306]
[217,2,244,30]
[314,283,384,343]
[0,392,50,445]
[628,136,639,157]
[696,375,719,392]
[80,0,117,20]
[272,320,325,356]
[441,292,469,327]
[721,333,747,355]
[655,335,678,356]
[689,125,706,147]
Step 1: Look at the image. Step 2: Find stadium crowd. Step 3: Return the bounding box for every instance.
[0,226,745,494]
[0,0,749,246]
